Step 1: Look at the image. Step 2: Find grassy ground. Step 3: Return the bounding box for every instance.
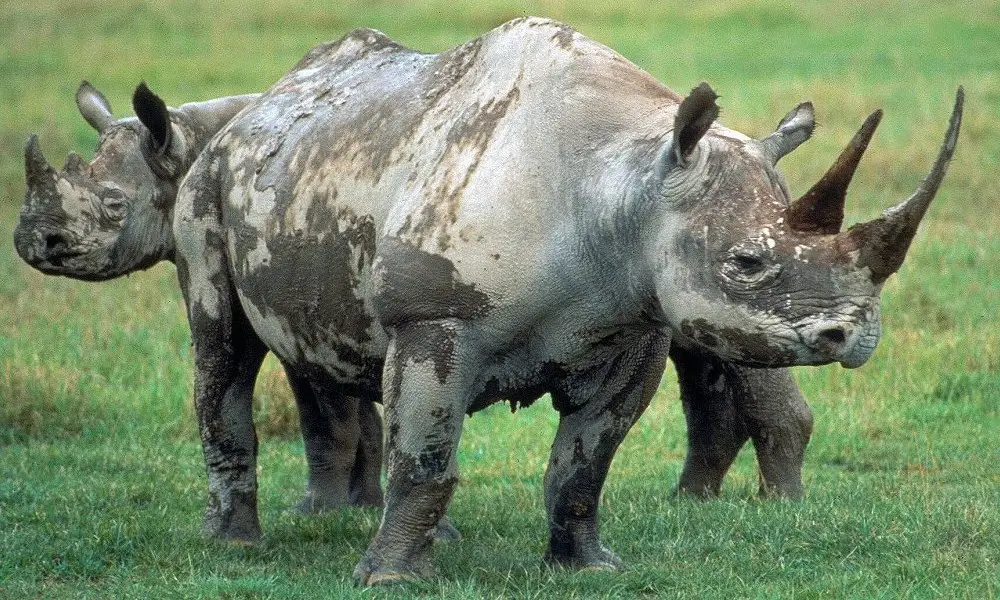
[1,1,998,598]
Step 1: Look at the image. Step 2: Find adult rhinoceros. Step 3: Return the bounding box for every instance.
[16,56,819,536]
[166,18,960,584]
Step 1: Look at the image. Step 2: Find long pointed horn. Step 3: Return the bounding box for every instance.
[787,109,883,234]
[844,87,964,284]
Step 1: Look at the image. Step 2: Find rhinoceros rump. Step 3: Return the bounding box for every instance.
[167,18,960,584]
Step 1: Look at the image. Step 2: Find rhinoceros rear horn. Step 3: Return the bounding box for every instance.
[759,101,815,164]
[133,81,172,153]
[787,108,883,235]
[669,82,720,168]
[76,81,115,133]
[843,87,964,284]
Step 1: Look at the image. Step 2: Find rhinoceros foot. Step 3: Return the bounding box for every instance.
[201,492,262,544]
[348,488,385,508]
[431,516,462,542]
[757,479,804,501]
[352,546,435,587]
[673,481,722,500]
[544,544,623,572]
[292,490,353,515]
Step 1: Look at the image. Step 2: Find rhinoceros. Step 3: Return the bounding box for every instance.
[165,18,960,583]
[15,71,820,532]
[12,81,390,511]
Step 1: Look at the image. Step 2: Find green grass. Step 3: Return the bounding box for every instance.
[1,1,998,597]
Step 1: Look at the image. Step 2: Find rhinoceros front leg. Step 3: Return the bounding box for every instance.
[285,371,379,513]
[669,344,812,499]
[544,332,669,570]
[176,175,266,543]
[353,321,469,585]
[183,281,268,542]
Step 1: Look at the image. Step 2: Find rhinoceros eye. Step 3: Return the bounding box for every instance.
[731,252,766,273]
[720,246,781,287]
[100,188,129,222]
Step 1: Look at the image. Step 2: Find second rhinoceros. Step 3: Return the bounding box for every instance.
[166,18,959,584]
[12,81,387,511]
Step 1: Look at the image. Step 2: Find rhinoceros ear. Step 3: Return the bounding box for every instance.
[759,101,815,164]
[76,81,115,133]
[132,81,172,153]
[669,82,720,168]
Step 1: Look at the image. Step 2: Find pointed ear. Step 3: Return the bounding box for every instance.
[759,101,815,164]
[669,82,720,168]
[76,81,115,133]
[132,81,172,153]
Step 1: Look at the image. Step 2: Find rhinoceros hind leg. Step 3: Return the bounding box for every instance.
[431,516,462,541]
[740,368,812,500]
[543,332,668,570]
[670,345,749,498]
[285,370,367,513]
[348,398,385,508]
[188,293,269,542]
[669,344,811,500]
[177,170,268,543]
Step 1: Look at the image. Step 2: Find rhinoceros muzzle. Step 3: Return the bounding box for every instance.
[798,314,880,368]
[15,135,91,272]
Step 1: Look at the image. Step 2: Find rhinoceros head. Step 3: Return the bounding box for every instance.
[652,84,963,368]
[14,82,254,281]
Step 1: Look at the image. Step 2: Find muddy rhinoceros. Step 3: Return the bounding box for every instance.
[15,72,820,531]
[12,81,389,511]
[165,18,960,583]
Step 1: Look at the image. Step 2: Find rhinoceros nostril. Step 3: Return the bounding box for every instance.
[817,327,847,345]
[44,233,68,253]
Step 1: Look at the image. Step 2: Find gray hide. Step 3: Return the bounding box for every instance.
[173,18,961,584]
[13,81,389,513]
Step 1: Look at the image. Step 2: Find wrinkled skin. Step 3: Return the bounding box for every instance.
[169,18,960,585]
[15,79,821,540]
[12,82,388,513]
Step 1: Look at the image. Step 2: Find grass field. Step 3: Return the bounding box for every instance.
[1,1,998,597]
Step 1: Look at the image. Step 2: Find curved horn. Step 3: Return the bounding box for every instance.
[844,87,964,284]
[759,101,815,164]
[76,81,115,133]
[787,109,883,234]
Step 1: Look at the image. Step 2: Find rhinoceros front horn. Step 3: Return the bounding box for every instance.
[25,134,57,191]
[786,109,883,235]
[842,87,964,284]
